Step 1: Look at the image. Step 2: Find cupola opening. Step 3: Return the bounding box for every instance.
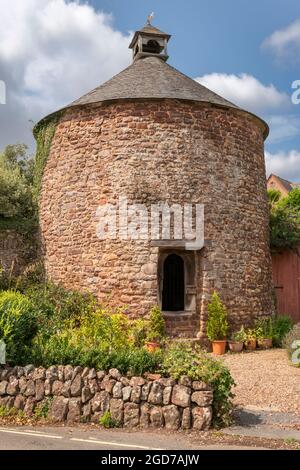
[143,39,162,54]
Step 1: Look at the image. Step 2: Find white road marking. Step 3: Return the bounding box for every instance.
[0,428,62,439]
[71,437,164,450]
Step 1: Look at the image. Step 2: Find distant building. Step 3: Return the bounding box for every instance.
[267,174,300,197]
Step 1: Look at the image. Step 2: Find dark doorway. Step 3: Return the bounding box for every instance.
[162,254,185,311]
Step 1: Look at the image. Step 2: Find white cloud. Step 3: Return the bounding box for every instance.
[265,150,300,181]
[0,0,132,151]
[263,19,300,60]
[266,114,300,144]
[195,73,289,114]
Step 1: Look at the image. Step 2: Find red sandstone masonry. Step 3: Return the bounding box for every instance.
[39,99,275,338]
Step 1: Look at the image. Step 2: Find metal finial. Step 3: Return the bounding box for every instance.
[147,12,154,25]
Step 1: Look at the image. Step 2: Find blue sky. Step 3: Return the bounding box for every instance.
[0,0,300,179]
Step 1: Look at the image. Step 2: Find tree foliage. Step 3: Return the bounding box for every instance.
[0,144,35,221]
[268,188,300,250]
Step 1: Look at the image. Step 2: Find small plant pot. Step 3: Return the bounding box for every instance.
[245,339,257,351]
[228,341,243,353]
[211,340,227,355]
[145,341,160,353]
[258,338,273,349]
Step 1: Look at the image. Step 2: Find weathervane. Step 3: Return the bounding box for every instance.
[147,12,154,25]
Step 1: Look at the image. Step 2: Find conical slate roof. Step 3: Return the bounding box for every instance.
[70,56,239,109]
[36,55,268,137]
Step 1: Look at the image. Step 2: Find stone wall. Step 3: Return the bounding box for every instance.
[0,365,213,430]
[0,230,37,275]
[39,99,275,337]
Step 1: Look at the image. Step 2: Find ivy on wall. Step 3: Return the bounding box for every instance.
[33,113,62,201]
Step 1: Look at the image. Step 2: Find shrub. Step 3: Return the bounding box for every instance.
[206,291,228,341]
[0,290,37,363]
[26,307,163,375]
[146,306,166,343]
[130,318,149,348]
[161,341,235,427]
[271,315,293,347]
[26,283,97,325]
[283,323,300,366]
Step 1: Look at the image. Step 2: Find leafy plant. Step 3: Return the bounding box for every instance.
[245,328,258,341]
[206,291,229,341]
[255,317,273,340]
[231,326,247,343]
[146,306,166,343]
[161,341,235,427]
[99,411,120,428]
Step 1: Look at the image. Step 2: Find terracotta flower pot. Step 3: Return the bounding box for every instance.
[228,341,243,353]
[245,339,257,351]
[145,341,160,353]
[258,338,273,349]
[212,340,227,355]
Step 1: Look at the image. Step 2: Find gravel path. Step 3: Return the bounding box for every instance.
[223,349,300,415]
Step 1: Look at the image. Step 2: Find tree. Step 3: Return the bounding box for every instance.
[268,189,300,250]
[280,188,300,215]
[0,144,35,219]
[2,144,34,185]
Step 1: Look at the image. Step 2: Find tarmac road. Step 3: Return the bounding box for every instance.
[0,425,263,450]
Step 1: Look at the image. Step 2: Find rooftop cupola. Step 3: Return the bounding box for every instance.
[129,14,171,62]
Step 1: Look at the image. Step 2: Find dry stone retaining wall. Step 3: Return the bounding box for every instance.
[0,365,213,430]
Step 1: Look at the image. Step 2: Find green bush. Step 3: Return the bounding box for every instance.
[130,318,149,347]
[161,342,235,427]
[271,315,293,347]
[0,290,37,363]
[26,283,97,325]
[206,291,229,341]
[146,306,166,343]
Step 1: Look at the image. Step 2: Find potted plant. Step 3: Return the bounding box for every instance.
[206,291,229,355]
[255,318,273,349]
[229,326,246,352]
[245,328,257,351]
[145,306,166,352]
